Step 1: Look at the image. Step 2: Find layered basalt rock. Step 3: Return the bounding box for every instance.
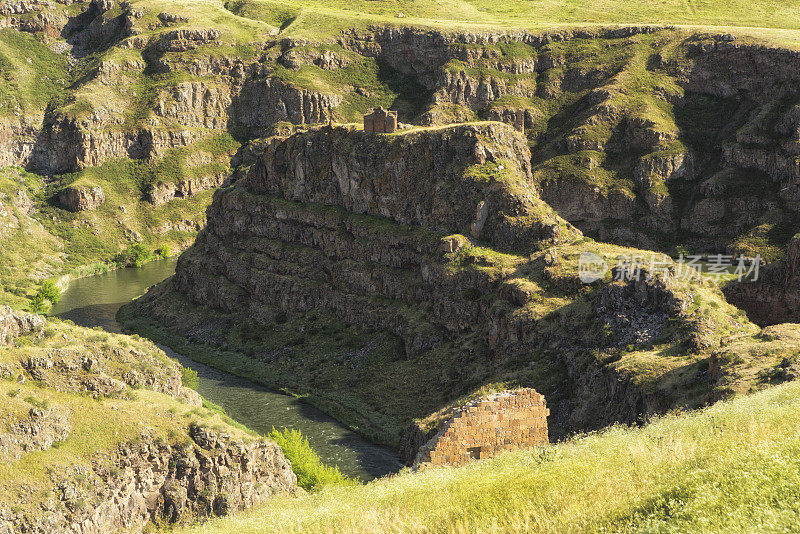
[127,123,779,461]
[243,123,566,250]
[147,172,226,205]
[7,9,798,266]
[161,123,573,354]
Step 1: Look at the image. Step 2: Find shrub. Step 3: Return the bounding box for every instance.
[114,244,153,268]
[182,367,199,390]
[268,427,357,491]
[38,280,61,304]
[29,293,47,314]
[155,245,171,258]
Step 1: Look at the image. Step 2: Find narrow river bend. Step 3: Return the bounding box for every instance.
[51,258,401,481]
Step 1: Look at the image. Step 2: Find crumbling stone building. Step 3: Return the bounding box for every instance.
[363,106,398,133]
[414,388,549,467]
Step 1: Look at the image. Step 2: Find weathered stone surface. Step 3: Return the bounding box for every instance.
[2,425,298,533]
[128,122,716,450]
[245,123,567,251]
[413,389,549,468]
[57,185,106,211]
[0,306,44,344]
[0,406,71,459]
[725,235,800,325]
[147,173,226,205]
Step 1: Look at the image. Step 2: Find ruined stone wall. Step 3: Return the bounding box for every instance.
[414,389,549,467]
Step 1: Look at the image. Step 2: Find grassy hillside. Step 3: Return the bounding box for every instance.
[0,165,214,310]
[226,0,800,45]
[0,28,68,118]
[0,317,263,518]
[178,377,800,533]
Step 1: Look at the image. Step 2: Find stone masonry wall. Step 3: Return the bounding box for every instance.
[414,389,549,467]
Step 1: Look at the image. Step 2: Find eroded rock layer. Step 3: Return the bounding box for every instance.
[127,123,800,464]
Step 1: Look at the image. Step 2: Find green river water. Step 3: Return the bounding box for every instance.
[50,258,401,481]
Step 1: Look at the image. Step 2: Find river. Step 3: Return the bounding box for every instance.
[50,258,401,481]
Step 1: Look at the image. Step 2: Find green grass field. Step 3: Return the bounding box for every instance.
[176,378,800,533]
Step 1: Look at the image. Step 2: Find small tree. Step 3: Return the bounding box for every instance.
[181,367,199,390]
[114,244,153,268]
[128,244,151,267]
[38,280,61,305]
[29,280,61,314]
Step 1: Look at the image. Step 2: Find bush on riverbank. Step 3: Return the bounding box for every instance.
[29,279,61,313]
[269,427,356,492]
[114,244,154,268]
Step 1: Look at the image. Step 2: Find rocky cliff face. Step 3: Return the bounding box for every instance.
[725,235,800,326]
[57,185,106,211]
[167,124,571,344]
[2,1,797,267]
[2,424,298,534]
[125,123,794,463]
[0,305,45,344]
[0,312,299,533]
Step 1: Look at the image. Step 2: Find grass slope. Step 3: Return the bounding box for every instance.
[224,0,800,45]
[178,378,800,533]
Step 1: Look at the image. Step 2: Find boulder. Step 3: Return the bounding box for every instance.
[57,185,106,212]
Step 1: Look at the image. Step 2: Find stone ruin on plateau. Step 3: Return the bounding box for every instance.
[363,106,398,133]
[414,388,549,467]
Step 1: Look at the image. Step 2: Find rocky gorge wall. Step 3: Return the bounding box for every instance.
[0,309,299,533]
[124,122,798,466]
[2,0,798,268]
[160,123,573,356]
[725,235,800,326]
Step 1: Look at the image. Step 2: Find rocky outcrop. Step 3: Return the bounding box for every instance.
[230,77,342,135]
[140,125,573,364]
[244,123,566,250]
[0,119,39,167]
[725,235,800,326]
[147,173,226,205]
[57,185,106,211]
[0,406,71,459]
[126,122,750,454]
[0,306,44,344]
[2,425,298,533]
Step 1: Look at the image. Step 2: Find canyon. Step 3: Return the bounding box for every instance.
[1,0,800,531]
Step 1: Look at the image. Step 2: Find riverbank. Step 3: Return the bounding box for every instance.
[117,289,406,448]
[51,259,400,480]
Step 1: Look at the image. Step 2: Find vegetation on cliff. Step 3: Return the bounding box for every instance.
[0,165,211,310]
